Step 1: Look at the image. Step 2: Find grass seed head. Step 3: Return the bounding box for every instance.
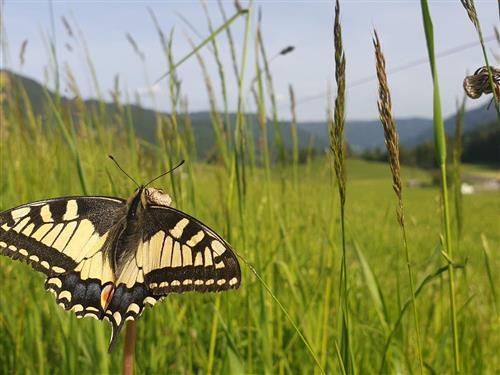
[329,0,347,205]
[234,0,243,13]
[289,84,296,122]
[19,39,28,67]
[61,16,74,38]
[460,0,480,31]
[373,30,404,225]
[280,46,295,56]
[125,33,145,61]
[64,64,81,99]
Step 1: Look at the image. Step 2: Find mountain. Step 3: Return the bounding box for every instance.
[298,103,497,152]
[2,70,496,156]
[1,70,328,160]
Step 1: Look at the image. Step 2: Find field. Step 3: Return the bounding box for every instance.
[1,142,498,373]
[1,2,499,374]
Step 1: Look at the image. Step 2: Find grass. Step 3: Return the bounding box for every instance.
[0,156,499,373]
[374,30,424,373]
[420,2,460,370]
[1,2,499,374]
[329,1,350,373]
[460,163,500,178]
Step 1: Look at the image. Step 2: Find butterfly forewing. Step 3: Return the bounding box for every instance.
[0,197,126,320]
[141,205,241,295]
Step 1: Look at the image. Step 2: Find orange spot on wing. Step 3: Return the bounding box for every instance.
[100,284,115,311]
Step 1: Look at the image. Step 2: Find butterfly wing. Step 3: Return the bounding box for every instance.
[142,205,241,294]
[101,205,241,352]
[1,197,241,352]
[0,196,126,320]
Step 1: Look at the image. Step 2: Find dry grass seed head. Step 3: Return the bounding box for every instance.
[19,40,28,67]
[373,30,403,224]
[61,16,74,37]
[330,0,347,203]
[460,0,480,31]
[126,33,145,61]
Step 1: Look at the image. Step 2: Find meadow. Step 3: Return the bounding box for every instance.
[1,2,499,374]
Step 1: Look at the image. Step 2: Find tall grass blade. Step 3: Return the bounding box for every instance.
[154,8,248,84]
[373,30,424,374]
[44,90,88,194]
[354,242,390,332]
[480,234,498,315]
[240,256,325,374]
[217,0,240,81]
[329,1,351,373]
[420,1,460,372]
[453,96,466,241]
[379,263,464,374]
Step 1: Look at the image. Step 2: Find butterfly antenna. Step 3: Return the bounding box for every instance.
[108,155,140,188]
[144,160,185,187]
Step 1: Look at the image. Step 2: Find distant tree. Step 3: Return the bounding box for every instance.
[360,147,387,162]
[461,122,499,164]
[359,122,498,168]
[414,142,437,169]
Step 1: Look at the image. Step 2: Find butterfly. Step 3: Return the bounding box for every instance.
[0,162,241,352]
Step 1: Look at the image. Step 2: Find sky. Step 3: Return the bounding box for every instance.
[1,0,499,121]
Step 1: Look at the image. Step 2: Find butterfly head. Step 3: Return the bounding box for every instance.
[142,187,172,207]
[127,187,172,219]
[109,155,181,215]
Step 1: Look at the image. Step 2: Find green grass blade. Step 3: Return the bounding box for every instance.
[154,8,248,84]
[480,234,498,315]
[420,1,460,372]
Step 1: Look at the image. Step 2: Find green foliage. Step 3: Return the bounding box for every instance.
[361,122,499,169]
[420,1,460,371]
[461,122,500,164]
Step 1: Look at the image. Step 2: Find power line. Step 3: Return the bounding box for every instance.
[294,34,496,107]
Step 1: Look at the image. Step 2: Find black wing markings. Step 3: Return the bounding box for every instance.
[0,196,125,276]
[142,205,241,295]
[0,196,241,352]
[1,196,132,351]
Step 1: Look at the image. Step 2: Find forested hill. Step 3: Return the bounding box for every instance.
[2,69,496,158]
[1,70,328,160]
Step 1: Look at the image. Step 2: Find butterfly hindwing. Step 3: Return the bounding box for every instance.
[141,205,241,296]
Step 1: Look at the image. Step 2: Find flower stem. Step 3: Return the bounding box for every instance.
[122,321,137,375]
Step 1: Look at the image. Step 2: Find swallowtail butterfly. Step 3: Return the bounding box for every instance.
[0,177,241,352]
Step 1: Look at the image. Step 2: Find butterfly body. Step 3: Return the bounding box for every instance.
[0,187,240,352]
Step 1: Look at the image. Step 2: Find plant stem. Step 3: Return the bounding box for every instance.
[373,30,424,373]
[420,1,460,372]
[401,227,424,374]
[122,321,137,375]
[339,205,350,373]
[154,8,248,85]
[330,1,350,372]
[440,164,460,373]
[207,295,221,375]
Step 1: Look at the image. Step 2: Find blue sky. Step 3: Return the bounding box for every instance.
[2,1,498,121]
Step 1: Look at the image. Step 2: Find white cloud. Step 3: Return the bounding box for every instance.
[133,83,162,97]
